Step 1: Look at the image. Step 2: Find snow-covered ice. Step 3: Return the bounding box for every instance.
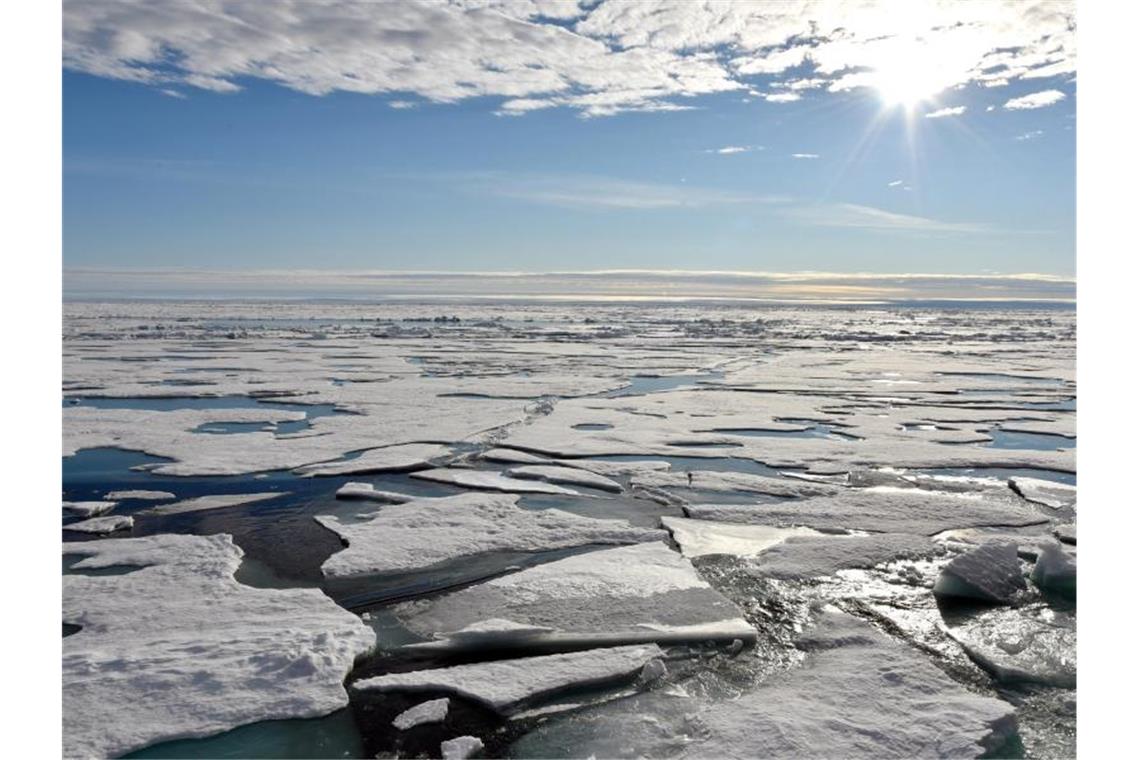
[334,481,414,503]
[1009,476,1077,510]
[65,514,134,534]
[1030,541,1077,599]
[934,542,1026,604]
[508,464,623,493]
[295,443,451,476]
[392,697,450,730]
[146,491,286,515]
[63,500,116,518]
[103,490,175,501]
[661,516,823,558]
[441,735,484,759]
[316,492,665,578]
[62,533,375,758]
[747,533,940,579]
[353,644,663,715]
[411,467,582,495]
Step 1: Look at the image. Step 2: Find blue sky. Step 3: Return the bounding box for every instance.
[63,1,1076,278]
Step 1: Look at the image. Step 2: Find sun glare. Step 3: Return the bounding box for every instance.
[871,41,948,110]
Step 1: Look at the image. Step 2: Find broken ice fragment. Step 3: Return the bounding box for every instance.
[1030,542,1076,599]
[334,481,413,503]
[934,542,1026,604]
[1008,477,1076,510]
[441,735,484,759]
[392,697,449,730]
[63,500,116,518]
[65,515,133,534]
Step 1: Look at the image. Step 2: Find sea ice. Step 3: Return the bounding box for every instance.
[63,500,116,518]
[334,481,414,503]
[945,606,1076,688]
[1030,541,1077,599]
[681,612,1016,759]
[146,491,286,515]
[1053,523,1076,545]
[294,443,451,476]
[508,464,623,493]
[1008,477,1077,510]
[62,533,375,758]
[65,515,134,534]
[661,516,823,558]
[103,490,175,501]
[316,492,665,578]
[632,469,834,498]
[392,697,450,730]
[411,467,582,495]
[395,542,755,651]
[746,533,940,580]
[441,735,484,759]
[934,542,1026,604]
[353,644,664,715]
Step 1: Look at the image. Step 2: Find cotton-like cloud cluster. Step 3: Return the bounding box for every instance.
[1004,89,1068,110]
[925,106,966,119]
[64,0,1075,116]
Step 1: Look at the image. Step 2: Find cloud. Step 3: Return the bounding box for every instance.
[791,153,820,159]
[1016,129,1045,141]
[887,180,904,187]
[63,268,1075,303]
[707,145,761,155]
[63,0,1076,117]
[925,106,966,119]
[786,203,989,234]
[763,92,801,103]
[1003,89,1067,110]
[453,172,781,210]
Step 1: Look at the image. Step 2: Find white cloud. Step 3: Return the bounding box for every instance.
[791,153,820,159]
[1004,89,1067,110]
[388,100,419,110]
[63,0,1076,117]
[708,145,761,155]
[1016,129,1045,141]
[787,203,989,234]
[887,180,904,187]
[925,106,966,119]
[763,92,801,103]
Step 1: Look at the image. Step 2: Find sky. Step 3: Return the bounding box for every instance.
[62,0,1076,291]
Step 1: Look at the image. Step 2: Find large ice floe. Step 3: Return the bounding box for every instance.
[679,611,1017,758]
[394,542,756,652]
[410,467,582,495]
[316,492,665,578]
[62,533,375,758]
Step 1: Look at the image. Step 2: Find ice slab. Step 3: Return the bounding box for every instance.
[63,500,116,518]
[934,542,1026,604]
[1053,523,1076,545]
[508,465,623,493]
[395,542,755,652]
[65,515,134,534]
[316,492,665,578]
[686,487,1047,535]
[295,443,450,476]
[392,698,450,730]
[946,605,1076,687]
[632,469,834,498]
[682,612,1016,759]
[661,516,823,558]
[411,468,581,495]
[354,644,663,715]
[146,491,286,515]
[335,481,414,503]
[62,533,375,758]
[441,735,484,759]
[103,490,175,501]
[1030,542,1076,599]
[483,448,552,465]
[1009,477,1076,510]
[747,533,940,580]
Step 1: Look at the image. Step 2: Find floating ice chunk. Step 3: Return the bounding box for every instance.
[334,481,414,503]
[557,458,672,477]
[945,606,1076,688]
[412,468,581,495]
[295,443,450,476]
[633,470,834,498]
[63,500,116,518]
[441,735,484,759]
[934,542,1026,604]
[354,644,663,715]
[62,534,375,758]
[508,464,623,493]
[681,612,1016,759]
[103,490,175,501]
[437,619,555,645]
[687,487,1046,535]
[316,492,665,578]
[482,448,552,465]
[392,697,450,730]
[1008,477,1076,510]
[1030,542,1076,599]
[747,533,940,580]
[1053,523,1076,545]
[396,542,755,652]
[146,491,286,515]
[65,515,134,534]
[661,516,822,558]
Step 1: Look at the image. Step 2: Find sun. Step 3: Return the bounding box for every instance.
[870,41,948,111]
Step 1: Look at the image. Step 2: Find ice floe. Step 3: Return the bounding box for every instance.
[334,481,414,503]
[392,697,450,730]
[395,542,755,652]
[1009,476,1077,510]
[681,612,1017,758]
[411,467,581,495]
[316,492,665,578]
[661,516,823,558]
[102,490,175,501]
[632,469,835,498]
[747,533,941,579]
[508,464,623,493]
[295,443,451,476]
[354,644,664,715]
[441,735,484,759]
[934,542,1026,604]
[1030,542,1076,599]
[62,533,375,758]
[945,605,1076,687]
[63,500,116,518]
[146,491,286,515]
[65,515,134,534]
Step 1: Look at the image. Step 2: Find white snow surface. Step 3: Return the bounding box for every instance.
[295,443,451,476]
[62,533,375,758]
[103,490,175,501]
[411,467,582,495]
[661,516,823,558]
[508,464,623,493]
[334,481,413,503]
[392,698,450,730]
[441,735,485,759]
[1009,476,1077,510]
[146,491,286,515]
[316,492,665,578]
[354,644,663,714]
[63,500,116,518]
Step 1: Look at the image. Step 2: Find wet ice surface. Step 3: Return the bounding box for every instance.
[63,301,1076,759]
